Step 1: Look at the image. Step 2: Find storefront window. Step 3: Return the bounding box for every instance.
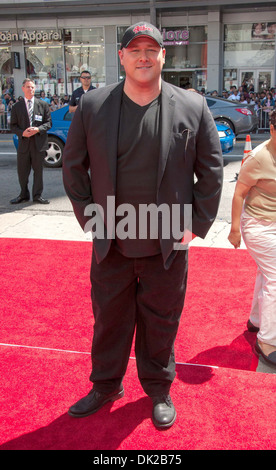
[162,70,207,91]
[0,46,13,96]
[223,23,275,91]
[23,27,105,97]
[65,44,105,93]
[223,68,238,90]
[64,28,104,45]
[117,26,127,44]
[64,28,105,92]
[224,42,275,68]
[165,42,207,69]
[162,26,207,90]
[23,29,63,96]
[225,23,276,41]
[0,31,14,97]
[25,45,64,96]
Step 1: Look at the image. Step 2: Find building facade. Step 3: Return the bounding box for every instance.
[0,0,275,98]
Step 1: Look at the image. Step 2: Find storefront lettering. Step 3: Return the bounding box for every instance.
[0,32,19,42]
[0,30,62,43]
[162,28,189,45]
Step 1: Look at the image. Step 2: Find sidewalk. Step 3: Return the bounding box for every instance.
[0,210,242,249]
[237,132,269,142]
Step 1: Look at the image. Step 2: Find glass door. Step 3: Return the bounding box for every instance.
[239,69,273,92]
[240,70,255,90]
[257,71,273,91]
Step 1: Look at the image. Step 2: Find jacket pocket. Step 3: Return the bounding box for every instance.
[174,128,191,152]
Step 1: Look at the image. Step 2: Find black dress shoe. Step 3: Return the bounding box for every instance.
[255,340,276,366]
[10,196,30,204]
[151,395,176,429]
[247,319,259,332]
[33,197,50,204]
[68,386,124,418]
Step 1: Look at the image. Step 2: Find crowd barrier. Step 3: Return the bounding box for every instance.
[256,108,274,132]
[0,111,10,133]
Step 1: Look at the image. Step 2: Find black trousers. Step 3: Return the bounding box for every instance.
[17,138,45,200]
[90,243,188,397]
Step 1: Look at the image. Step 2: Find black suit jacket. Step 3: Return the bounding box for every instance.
[63,80,223,268]
[10,98,52,152]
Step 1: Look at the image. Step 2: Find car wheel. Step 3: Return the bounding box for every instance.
[215,118,235,133]
[44,136,64,168]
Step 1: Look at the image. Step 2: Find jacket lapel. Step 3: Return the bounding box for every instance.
[33,98,41,124]
[21,100,30,127]
[104,81,124,194]
[33,98,38,118]
[157,80,175,189]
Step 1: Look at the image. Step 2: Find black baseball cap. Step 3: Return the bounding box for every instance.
[120,22,163,49]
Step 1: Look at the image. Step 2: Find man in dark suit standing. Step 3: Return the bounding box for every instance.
[10,78,52,204]
[63,22,223,428]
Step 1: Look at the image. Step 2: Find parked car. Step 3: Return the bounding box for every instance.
[206,96,258,136]
[216,122,235,154]
[13,104,235,168]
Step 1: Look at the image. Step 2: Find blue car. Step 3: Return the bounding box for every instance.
[13,104,235,168]
[216,122,236,155]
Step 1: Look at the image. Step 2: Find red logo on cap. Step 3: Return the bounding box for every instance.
[133,25,154,34]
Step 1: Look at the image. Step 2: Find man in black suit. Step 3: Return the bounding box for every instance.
[10,78,52,204]
[63,22,223,428]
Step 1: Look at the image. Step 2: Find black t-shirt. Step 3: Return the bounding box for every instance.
[115,92,161,257]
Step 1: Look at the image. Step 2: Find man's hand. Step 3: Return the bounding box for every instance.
[22,127,39,137]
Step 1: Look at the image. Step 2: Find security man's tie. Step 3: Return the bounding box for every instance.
[28,99,33,125]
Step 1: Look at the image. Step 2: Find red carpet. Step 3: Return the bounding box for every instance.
[0,238,275,450]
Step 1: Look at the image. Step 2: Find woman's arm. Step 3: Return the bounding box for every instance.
[228,181,251,249]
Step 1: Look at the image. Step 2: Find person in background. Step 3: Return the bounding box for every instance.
[0,98,6,133]
[239,93,247,104]
[50,95,60,112]
[246,95,255,106]
[40,91,51,105]
[10,78,52,205]
[261,92,275,128]
[221,90,229,99]
[228,89,240,101]
[61,94,70,106]
[228,110,276,366]
[69,70,95,112]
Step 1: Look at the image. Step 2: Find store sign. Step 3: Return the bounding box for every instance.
[162,28,189,45]
[0,30,62,43]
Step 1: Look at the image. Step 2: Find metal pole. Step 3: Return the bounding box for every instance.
[149,0,156,26]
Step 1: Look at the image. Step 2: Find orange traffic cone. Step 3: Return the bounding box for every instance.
[241,134,252,165]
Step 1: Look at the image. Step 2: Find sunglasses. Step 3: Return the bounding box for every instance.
[81,76,91,79]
